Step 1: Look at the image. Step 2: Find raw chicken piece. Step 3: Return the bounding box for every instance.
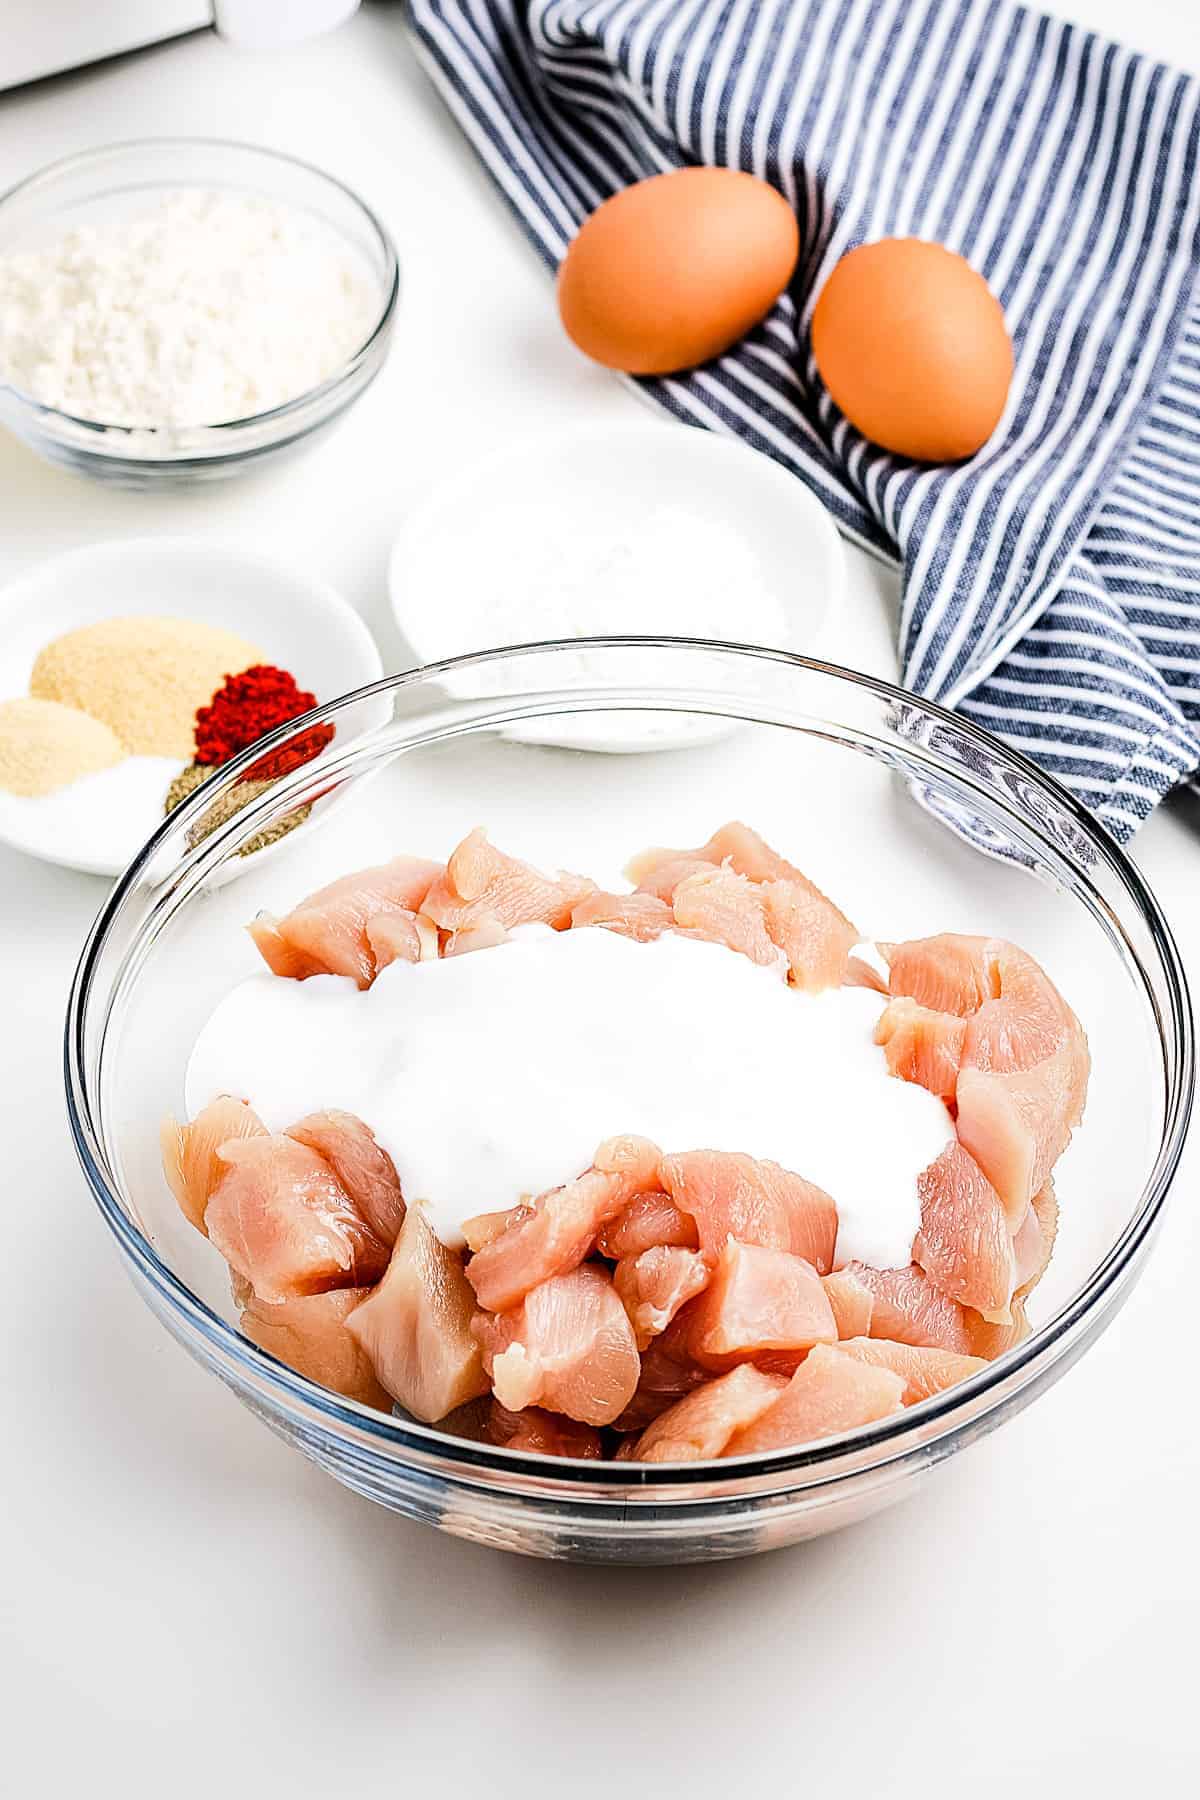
[835,1337,987,1403]
[365,910,438,971]
[206,1134,391,1303]
[670,866,781,968]
[462,1206,529,1254]
[887,934,996,1015]
[843,1261,976,1355]
[239,1287,391,1410]
[439,916,511,957]
[627,854,718,902]
[436,1396,493,1442]
[570,891,673,941]
[956,1060,1071,1226]
[660,1150,837,1273]
[629,822,858,989]
[473,1264,640,1426]
[888,934,1089,1224]
[726,1343,906,1455]
[421,828,596,943]
[485,1400,603,1460]
[822,1268,875,1339]
[967,1298,1031,1359]
[595,1191,699,1259]
[286,1110,406,1246]
[630,821,805,890]
[914,1141,1015,1319]
[247,856,443,989]
[467,1135,662,1313]
[688,1241,837,1371]
[613,1301,709,1431]
[161,1096,267,1235]
[845,953,890,994]
[346,1208,487,1422]
[874,997,966,1102]
[623,1365,788,1463]
[1014,1181,1058,1299]
[760,878,859,991]
[613,1246,710,1348]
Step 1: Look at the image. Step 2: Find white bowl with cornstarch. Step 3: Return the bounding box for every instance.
[388,420,846,751]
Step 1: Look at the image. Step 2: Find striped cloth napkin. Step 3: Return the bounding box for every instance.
[408,0,1200,843]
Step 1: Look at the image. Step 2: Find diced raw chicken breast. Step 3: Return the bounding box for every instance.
[613,1301,709,1431]
[760,878,859,991]
[239,1287,391,1410]
[888,934,1089,1224]
[624,1365,788,1463]
[874,997,965,1102]
[161,1096,267,1235]
[671,866,781,968]
[966,1297,1031,1359]
[842,1261,976,1355]
[595,1191,700,1259]
[346,1208,487,1422]
[626,854,718,901]
[956,1058,1075,1227]
[822,1267,875,1338]
[1014,1181,1058,1299]
[286,1110,406,1246]
[835,1336,988,1403]
[887,934,996,1015]
[364,910,438,971]
[439,916,511,958]
[570,891,674,941]
[485,1400,603,1460]
[467,1135,662,1314]
[631,821,804,889]
[726,1343,905,1456]
[688,1241,837,1371]
[845,952,890,994]
[661,1150,837,1273]
[472,1264,640,1426]
[629,822,858,989]
[914,1140,1015,1319]
[462,1206,529,1254]
[247,856,443,989]
[206,1134,391,1303]
[421,828,596,943]
[614,1245,710,1348]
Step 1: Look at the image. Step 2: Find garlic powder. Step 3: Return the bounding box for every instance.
[0,189,382,430]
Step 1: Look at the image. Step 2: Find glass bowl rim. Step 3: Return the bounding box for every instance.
[64,637,1195,1489]
[0,135,401,448]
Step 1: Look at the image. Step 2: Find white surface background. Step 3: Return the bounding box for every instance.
[1,2,1198,1792]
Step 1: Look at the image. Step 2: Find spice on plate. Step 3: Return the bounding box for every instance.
[0,696,124,796]
[194,665,335,777]
[30,616,265,760]
[165,662,334,856]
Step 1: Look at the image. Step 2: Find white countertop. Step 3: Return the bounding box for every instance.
[1,3,1198,1792]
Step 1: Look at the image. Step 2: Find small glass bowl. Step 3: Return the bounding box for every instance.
[65,643,1193,1562]
[0,139,399,489]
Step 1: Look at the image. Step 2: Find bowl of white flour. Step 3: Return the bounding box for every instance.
[0,138,399,488]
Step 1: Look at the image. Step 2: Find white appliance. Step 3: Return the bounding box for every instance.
[1,0,361,92]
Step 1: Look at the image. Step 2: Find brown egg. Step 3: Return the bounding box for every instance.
[557,168,799,376]
[811,239,1012,462]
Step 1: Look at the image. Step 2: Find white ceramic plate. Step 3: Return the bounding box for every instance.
[0,537,384,877]
[388,419,845,752]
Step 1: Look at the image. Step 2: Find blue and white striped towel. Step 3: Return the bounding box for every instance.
[409,0,1200,842]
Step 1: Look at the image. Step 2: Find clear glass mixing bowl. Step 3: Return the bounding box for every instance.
[0,139,399,488]
[65,643,1192,1562]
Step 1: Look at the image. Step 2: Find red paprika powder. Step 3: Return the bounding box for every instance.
[193,664,335,780]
